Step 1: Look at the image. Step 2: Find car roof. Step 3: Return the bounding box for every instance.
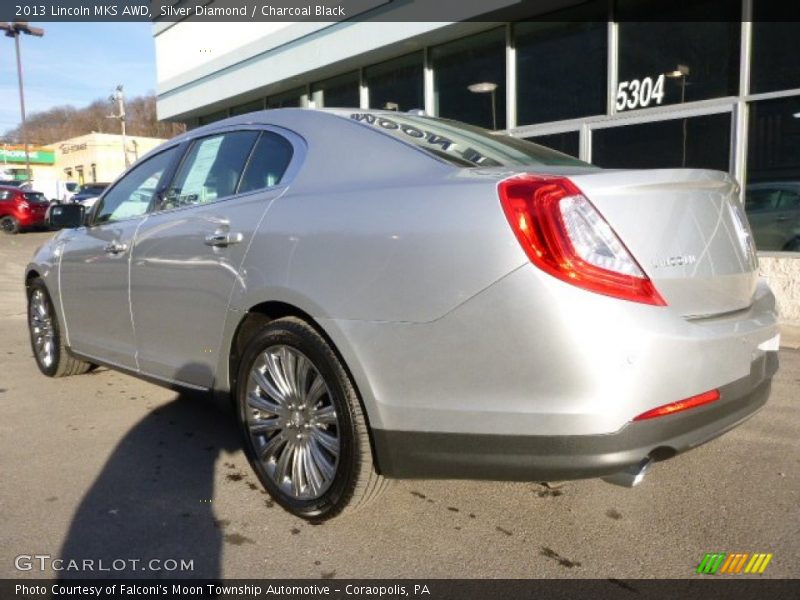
[168,107,401,145]
[132,107,447,177]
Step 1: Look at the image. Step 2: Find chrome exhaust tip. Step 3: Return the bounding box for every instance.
[602,457,653,488]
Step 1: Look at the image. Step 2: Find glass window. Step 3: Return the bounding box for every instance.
[347,112,589,168]
[591,113,731,171]
[365,52,424,112]
[198,109,229,126]
[0,190,11,200]
[312,72,360,108]
[162,131,259,210]
[432,28,506,130]
[746,96,800,252]
[230,99,264,116]
[23,192,48,204]
[524,131,580,158]
[94,147,179,224]
[238,132,294,193]
[615,0,740,112]
[267,87,306,109]
[751,20,800,94]
[515,9,606,125]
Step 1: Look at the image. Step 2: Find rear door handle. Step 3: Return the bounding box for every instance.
[204,231,244,247]
[104,241,128,254]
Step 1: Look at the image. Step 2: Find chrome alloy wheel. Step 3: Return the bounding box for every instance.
[246,345,340,500]
[29,289,55,369]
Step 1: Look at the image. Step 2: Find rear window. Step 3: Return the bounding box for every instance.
[82,185,106,194]
[23,192,47,203]
[346,112,590,168]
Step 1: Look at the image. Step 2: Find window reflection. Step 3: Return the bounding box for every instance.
[267,87,306,109]
[746,96,800,252]
[366,52,424,112]
[524,131,580,158]
[592,113,730,171]
[751,22,800,94]
[615,0,740,111]
[515,14,606,125]
[230,99,264,116]
[432,28,506,130]
[312,72,360,108]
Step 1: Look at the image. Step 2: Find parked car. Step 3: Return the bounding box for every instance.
[0,186,50,233]
[71,183,109,204]
[76,195,100,212]
[745,182,800,251]
[27,109,779,520]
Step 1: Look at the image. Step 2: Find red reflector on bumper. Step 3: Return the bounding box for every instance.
[633,389,721,421]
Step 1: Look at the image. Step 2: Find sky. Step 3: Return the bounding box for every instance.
[0,22,157,136]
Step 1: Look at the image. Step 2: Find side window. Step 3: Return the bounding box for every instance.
[161,131,258,210]
[238,132,294,193]
[94,147,179,224]
[0,190,10,200]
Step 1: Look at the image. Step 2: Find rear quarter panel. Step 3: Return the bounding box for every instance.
[217,112,529,412]
[228,112,528,323]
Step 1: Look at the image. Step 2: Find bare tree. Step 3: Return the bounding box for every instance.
[1,93,185,145]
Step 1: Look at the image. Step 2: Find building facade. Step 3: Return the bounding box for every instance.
[0,144,56,184]
[55,132,167,186]
[154,0,800,326]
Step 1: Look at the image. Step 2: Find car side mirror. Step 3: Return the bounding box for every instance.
[47,203,85,229]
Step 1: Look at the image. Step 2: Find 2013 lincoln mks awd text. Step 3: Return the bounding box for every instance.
[26,109,779,519]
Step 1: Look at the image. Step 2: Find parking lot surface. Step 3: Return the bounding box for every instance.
[1,231,798,579]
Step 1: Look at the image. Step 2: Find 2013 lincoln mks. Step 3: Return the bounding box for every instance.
[26,109,779,519]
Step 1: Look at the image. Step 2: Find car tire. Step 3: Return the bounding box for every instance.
[1,216,19,234]
[27,278,93,377]
[236,316,388,520]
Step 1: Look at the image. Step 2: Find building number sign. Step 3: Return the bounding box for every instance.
[615,74,666,111]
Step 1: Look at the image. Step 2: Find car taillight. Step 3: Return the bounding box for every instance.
[498,174,666,306]
[632,389,720,421]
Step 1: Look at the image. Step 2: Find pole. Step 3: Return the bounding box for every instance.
[490,89,497,131]
[13,33,30,181]
[680,78,687,168]
[115,86,129,168]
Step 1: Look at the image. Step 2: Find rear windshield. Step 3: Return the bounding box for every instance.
[80,185,106,194]
[346,112,589,168]
[23,192,47,203]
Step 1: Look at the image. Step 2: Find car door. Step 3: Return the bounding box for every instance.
[130,127,298,388]
[58,146,181,369]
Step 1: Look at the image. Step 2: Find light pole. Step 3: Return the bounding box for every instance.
[107,85,130,168]
[666,64,690,167]
[0,21,45,182]
[468,82,498,130]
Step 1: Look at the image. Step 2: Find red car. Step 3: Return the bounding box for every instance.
[0,186,50,234]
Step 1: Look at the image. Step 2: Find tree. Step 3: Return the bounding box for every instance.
[1,93,185,145]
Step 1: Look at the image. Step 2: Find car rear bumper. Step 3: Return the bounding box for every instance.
[372,351,778,481]
[16,210,47,227]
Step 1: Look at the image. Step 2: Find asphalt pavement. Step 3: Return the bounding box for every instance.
[1,231,798,579]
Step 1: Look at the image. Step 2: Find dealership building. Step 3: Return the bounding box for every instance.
[154,0,800,329]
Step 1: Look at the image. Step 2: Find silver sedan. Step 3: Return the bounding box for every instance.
[26,109,779,519]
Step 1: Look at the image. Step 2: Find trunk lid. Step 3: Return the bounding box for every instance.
[567,168,758,317]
